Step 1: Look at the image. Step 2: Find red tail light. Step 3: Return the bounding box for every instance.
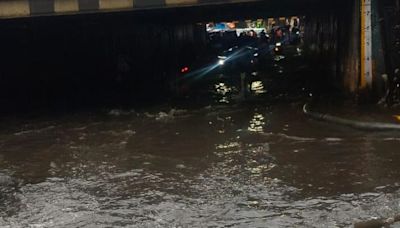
[181,67,189,73]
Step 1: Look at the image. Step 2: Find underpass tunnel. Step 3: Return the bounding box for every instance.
[0,0,388,112]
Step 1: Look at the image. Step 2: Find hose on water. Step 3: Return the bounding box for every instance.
[303,103,400,131]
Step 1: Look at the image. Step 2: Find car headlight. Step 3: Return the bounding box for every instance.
[218,59,225,65]
[276,42,282,47]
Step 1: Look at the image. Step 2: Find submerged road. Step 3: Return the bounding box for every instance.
[1,45,400,227]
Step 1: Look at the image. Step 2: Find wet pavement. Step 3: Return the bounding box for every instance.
[1,46,400,228]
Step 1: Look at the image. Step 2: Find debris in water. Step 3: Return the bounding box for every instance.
[108,109,135,116]
[124,130,136,135]
[50,162,57,169]
[176,164,186,169]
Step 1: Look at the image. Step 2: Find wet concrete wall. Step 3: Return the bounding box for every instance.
[302,0,392,101]
[379,0,400,103]
[340,0,361,94]
[343,0,394,101]
[302,0,360,95]
[302,10,340,93]
[0,14,207,112]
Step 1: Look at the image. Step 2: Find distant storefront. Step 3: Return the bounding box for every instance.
[206,17,302,36]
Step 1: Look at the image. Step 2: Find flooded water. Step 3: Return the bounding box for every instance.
[1,48,400,228]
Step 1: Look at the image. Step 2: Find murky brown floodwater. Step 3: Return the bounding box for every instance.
[2,47,400,228]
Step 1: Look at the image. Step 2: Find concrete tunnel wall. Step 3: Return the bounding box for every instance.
[302,0,361,94]
[0,15,207,110]
[303,0,392,100]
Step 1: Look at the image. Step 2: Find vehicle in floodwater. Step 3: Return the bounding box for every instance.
[173,46,265,94]
[177,45,264,78]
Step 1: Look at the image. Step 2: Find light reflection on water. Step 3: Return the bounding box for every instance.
[248,113,266,132]
[251,80,267,94]
[214,82,233,104]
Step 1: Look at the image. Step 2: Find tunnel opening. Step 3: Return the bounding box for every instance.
[0,0,351,116]
[174,16,310,102]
